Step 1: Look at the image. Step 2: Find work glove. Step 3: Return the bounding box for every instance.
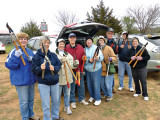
[137,56,143,61]
[95,55,99,60]
[73,60,79,67]
[131,56,136,61]
[15,49,22,57]
[27,56,33,62]
[89,58,94,63]
[82,55,87,62]
[60,57,67,63]
[109,57,112,62]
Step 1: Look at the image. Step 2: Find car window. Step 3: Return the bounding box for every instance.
[33,39,41,51]
[145,37,160,46]
[27,39,36,49]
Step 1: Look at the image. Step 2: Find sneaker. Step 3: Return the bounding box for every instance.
[129,88,134,92]
[144,97,149,101]
[118,87,123,91]
[79,99,89,105]
[64,106,72,115]
[71,102,76,109]
[94,100,101,106]
[106,97,113,102]
[88,97,94,103]
[55,117,64,120]
[133,93,141,97]
[29,116,40,120]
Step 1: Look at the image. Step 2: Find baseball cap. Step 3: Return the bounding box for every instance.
[122,31,128,35]
[107,28,114,33]
[68,33,76,38]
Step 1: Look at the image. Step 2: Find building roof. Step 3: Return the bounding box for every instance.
[0,30,9,34]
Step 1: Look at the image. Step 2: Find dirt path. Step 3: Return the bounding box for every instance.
[0,53,160,120]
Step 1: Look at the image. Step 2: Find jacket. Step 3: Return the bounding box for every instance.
[32,49,61,85]
[55,49,74,85]
[101,45,117,76]
[5,47,36,86]
[106,38,118,54]
[84,44,104,72]
[126,45,150,69]
[65,44,85,72]
[118,40,132,62]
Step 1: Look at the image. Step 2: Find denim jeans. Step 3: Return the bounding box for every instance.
[132,67,148,97]
[38,83,59,120]
[70,72,85,103]
[118,60,133,88]
[86,68,102,101]
[15,85,35,120]
[101,74,114,97]
[59,84,71,107]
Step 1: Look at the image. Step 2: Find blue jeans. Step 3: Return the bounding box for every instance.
[86,68,102,101]
[15,85,35,120]
[59,84,71,107]
[101,75,114,97]
[118,60,133,88]
[38,83,59,120]
[70,72,85,102]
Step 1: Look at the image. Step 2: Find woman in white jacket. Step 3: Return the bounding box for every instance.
[55,39,75,115]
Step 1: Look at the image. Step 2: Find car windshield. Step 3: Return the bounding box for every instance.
[145,36,160,46]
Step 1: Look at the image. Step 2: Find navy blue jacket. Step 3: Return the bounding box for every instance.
[118,40,132,62]
[5,47,36,86]
[32,49,61,85]
[106,38,117,54]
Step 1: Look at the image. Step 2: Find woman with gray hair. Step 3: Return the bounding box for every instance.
[32,36,63,120]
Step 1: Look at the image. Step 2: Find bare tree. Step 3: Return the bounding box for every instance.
[127,4,160,33]
[55,10,79,27]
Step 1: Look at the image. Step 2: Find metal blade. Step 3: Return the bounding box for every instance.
[42,42,47,56]
[6,23,13,33]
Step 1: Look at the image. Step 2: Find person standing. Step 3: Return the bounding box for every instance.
[98,36,117,102]
[55,39,75,115]
[5,32,40,120]
[126,37,150,101]
[84,36,104,106]
[65,33,89,109]
[105,28,117,93]
[32,36,63,120]
[118,31,134,92]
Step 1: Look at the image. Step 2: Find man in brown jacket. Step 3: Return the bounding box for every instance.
[98,36,117,102]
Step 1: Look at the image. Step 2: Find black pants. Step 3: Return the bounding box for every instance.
[131,67,148,97]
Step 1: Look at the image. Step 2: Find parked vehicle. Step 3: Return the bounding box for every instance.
[0,41,6,53]
[27,35,57,53]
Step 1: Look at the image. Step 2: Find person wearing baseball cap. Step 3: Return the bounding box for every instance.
[65,33,89,109]
[105,28,117,94]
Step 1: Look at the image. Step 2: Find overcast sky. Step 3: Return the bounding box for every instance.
[0,0,159,35]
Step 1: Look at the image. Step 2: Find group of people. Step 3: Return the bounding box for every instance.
[5,28,150,120]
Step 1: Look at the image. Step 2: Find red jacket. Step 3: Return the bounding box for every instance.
[65,44,85,72]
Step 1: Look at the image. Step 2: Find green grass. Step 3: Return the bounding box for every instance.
[5,44,14,53]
